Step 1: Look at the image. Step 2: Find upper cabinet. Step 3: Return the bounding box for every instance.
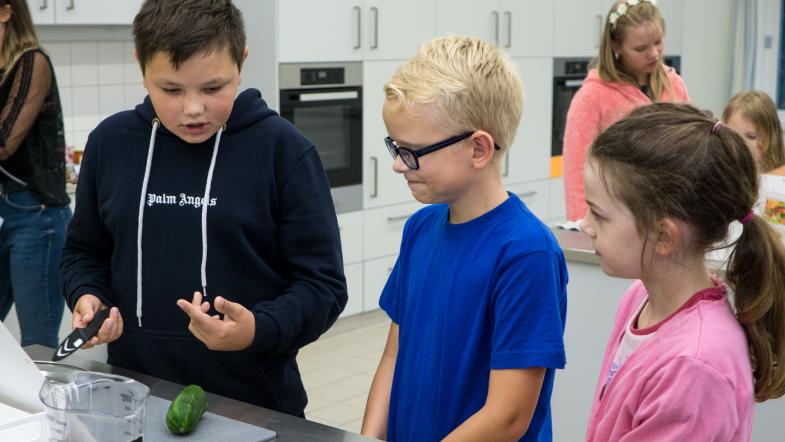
[28,0,143,25]
[553,0,684,58]
[278,0,436,63]
[436,0,553,57]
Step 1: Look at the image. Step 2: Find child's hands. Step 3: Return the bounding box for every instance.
[72,294,124,348]
[177,291,256,351]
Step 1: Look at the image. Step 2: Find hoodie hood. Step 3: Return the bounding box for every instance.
[134,88,278,134]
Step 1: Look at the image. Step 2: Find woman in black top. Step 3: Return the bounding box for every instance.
[0,0,70,347]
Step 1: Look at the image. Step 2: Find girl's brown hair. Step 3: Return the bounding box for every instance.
[597,0,674,101]
[590,102,785,402]
[0,0,39,84]
[723,90,785,173]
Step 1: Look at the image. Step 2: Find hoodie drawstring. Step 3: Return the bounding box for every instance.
[136,120,224,327]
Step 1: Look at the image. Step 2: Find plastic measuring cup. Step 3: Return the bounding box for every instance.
[39,371,149,442]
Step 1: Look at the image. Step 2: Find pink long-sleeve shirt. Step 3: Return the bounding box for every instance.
[586,280,755,442]
[562,68,690,220]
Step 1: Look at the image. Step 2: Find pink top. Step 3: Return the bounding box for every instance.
[562,68,690,220]
[586,279,755,442]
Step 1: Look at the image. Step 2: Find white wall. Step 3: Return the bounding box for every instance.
[681,0,736,117]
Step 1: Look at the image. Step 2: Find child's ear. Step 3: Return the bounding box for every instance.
[654,218,680,256]
[470,130,495,169]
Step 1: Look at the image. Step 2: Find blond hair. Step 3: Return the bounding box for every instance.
[598,0,674,100]
[723,90,785,173]
[383,35,524,155]
[0,0,39,85]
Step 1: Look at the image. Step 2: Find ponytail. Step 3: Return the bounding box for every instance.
[727,215,785,401]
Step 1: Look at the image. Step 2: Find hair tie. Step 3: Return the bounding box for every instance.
[738,211,754,225]
[711,121,723,134]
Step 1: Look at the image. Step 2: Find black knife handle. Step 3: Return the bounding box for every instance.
[80,308,111,340]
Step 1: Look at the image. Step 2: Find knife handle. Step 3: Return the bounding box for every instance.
[80,308,111,340]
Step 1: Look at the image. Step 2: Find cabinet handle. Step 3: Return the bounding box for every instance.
[67,0,75,10]
[370,156,378,198]
[492,11,500,46]
[386,213,412,223]
[595,14,603,48]
[353,6,362,49]
[370,6,379,49]
[503,152,510,177]
[516,191,537,199]
[504,11,512,48]
[39,0,48,10]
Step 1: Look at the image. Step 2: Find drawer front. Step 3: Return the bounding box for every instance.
[362,201,423,260]
[508,179,550,221]
[363,254,398,312]
[337,211,363,264]
[340,263,364,318]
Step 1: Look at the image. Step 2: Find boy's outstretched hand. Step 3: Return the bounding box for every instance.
[177,291,256,351]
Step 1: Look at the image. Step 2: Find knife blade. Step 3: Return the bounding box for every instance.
[52,308,112,361]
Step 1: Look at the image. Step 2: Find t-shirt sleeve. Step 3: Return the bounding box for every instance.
[379,257,402,324]
[491,249,567,369]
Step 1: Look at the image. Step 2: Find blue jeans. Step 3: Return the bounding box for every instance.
[0,190,71,347]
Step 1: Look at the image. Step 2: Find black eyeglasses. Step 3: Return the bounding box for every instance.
[384,132,500,170]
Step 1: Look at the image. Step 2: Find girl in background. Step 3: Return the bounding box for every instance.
[724,90,785,175]
[0,0,71,347]
[563,0,690,221]
[581,102,785,441]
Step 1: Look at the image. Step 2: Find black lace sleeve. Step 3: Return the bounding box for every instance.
[0,50,52,161]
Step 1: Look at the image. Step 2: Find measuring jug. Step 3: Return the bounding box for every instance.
[39,371,149,442]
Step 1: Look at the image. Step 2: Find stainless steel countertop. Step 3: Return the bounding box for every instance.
[25,345,375,442]
[550,227,599,265]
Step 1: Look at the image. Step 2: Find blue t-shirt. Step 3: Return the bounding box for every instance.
[380,193,568,441]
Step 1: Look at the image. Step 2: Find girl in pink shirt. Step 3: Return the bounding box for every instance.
[563,0,690,221]
[580,102,785,441]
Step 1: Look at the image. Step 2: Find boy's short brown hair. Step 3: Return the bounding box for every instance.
[133,0,245,73]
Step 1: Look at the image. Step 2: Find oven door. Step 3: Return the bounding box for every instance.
[551,77,584,159]
[279,86,363,188]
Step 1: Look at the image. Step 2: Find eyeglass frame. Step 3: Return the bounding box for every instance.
[383,131,501,170]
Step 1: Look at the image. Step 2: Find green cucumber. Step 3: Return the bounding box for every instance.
[166,384,208,435]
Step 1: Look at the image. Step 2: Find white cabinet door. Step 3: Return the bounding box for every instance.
[657,0,684,55]
[363,60,415,208]
[549,177,566,223]
[54,0,142,24]
[503,58,552,184]
[552,0,607,57]
[363,201,422,260]
[363,254,397,312]
[341,262,364,318]
[436,0,501,47]
[499,0,553,57]
[278,0,363,63]
[363,0,436,61]
[28,0,55,24]
[337,211,364,265]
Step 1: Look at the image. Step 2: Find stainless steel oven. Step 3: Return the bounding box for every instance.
[279,62,363,213]
[551,56,682,177]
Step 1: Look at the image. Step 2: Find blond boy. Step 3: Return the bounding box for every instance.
[361,36,568,441]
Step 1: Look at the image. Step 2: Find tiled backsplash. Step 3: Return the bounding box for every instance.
[40,38,146,150]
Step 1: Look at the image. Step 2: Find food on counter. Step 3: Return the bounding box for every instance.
[166,384,208,435]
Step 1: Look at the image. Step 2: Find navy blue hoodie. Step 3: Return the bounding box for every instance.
[60,89,347,415]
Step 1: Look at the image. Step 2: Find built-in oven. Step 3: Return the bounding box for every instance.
[551,56,681,177]
[279,62,363,213]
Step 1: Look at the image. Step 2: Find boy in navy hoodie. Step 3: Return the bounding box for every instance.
[59,0,347,416]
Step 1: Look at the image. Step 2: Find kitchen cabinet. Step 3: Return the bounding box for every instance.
[553,0,683,57]
[549,176,566,223]
[363,200,422,260]
[363,254,397,312]
[341,262,364,317]
[502,57,552,185]
[435,0,553,57]
[363,60,415,208]
[28,0,143,25]
[337,211,363,265]
[278,0,435,63]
